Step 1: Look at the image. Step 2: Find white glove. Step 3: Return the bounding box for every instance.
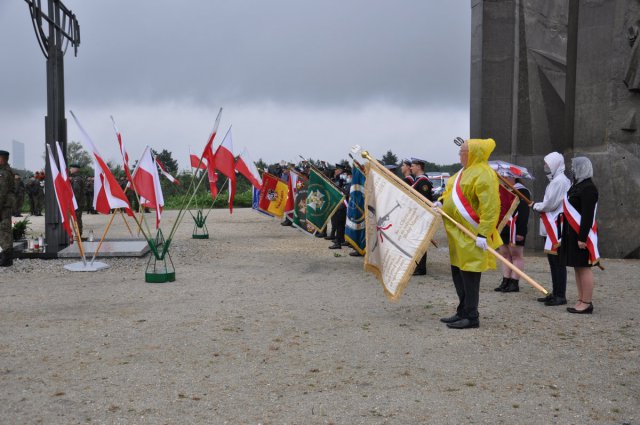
[431,201,443,215]
[532,202,542,212]
[475,236,488,251]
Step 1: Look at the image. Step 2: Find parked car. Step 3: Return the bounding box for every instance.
[426,172,450,198]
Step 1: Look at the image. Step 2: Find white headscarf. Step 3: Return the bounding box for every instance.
[571,156,593,183]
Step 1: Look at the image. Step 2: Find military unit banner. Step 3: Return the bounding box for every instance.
[306,169,345,232]
[285,170,314,234]
[364,162,439,300]
[345,166,366,254]
[258,172,289,217]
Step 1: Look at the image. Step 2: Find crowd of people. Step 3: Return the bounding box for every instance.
[0,144,602,325]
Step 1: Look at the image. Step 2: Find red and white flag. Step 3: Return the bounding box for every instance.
[155,157,180,185]
[190,151,207,170]
[111,115,133,186]
[213,127,236,213]
[235,148,262,190]
[201,108,223,200]
[132,146,165,229]
[70,111,133,216]
[46,143,77,238]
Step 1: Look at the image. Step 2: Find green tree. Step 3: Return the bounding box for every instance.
[67,141,92,168]
[381,150,399,165]
[153,149,178,175]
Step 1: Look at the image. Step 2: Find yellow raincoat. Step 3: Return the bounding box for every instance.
[440,138,502,272]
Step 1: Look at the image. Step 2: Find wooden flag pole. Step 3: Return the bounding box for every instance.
[89,211,117,264]
[495,172,534,206]
[70,217,87,266]
[361,150,548,295]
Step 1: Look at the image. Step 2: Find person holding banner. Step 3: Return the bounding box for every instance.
[532,152,571,306]
[558,157,599,314]
[437,139,502,329]
[410,157,434,275]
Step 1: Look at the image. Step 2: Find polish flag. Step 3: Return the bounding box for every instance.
[201,108,223,200]
[70,111,133,216]
[111,115,133,186]
[213,127,236,213]
[155,157,180,185]
[132,146,165,228]
[46,143,76,238]
[235,148,262,190]
[190,152,207,170]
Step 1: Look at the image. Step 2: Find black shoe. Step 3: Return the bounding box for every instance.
[328,243,342,250]
[502,279,519,293]
[440,314,461,323]
[324,236,336,240]
[280,221,292,226]
[340,241,349,247]
[567,303,593,314]
[349,251,363,257]
[412,269,426,276]
[446,318,479,329]
[537,293,554,302]
[544,296,567,306]
[494,277,510,292]
[314,232,326,238]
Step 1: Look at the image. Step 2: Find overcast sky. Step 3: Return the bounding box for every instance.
[0,1,471,171]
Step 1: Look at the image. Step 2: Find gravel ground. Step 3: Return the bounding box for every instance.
[1,209,638,425]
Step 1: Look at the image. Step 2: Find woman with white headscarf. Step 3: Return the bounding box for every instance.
[558,157,599,314]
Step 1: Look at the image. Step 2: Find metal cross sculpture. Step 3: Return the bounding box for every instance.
[25,0,80,254]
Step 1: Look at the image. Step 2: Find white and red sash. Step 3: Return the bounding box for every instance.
[451,171,479,229]
[507,212,518,245]
[562,196,600,264]
[540,211,561,253]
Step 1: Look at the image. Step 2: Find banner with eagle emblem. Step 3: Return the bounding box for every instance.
[306,168,345,232]
[258,172,289,217]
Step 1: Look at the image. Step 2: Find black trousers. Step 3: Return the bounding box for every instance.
[451,265,481,321]
[415,253,428,274]
[332,205,347,243]
[547,253,567,298]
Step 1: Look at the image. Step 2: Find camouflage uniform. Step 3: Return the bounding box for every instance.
[13,175,25,217]
[0,158,16,265]
[70,171,86,236]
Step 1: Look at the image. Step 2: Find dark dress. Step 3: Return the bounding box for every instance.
[558,178,599,267]
[499,186,531,246]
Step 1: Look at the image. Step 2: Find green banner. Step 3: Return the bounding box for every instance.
[306,169,345,232]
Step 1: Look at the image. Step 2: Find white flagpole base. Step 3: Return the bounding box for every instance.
[64,261,110,272]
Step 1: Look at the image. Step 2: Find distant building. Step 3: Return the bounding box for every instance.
[11,140,25,170]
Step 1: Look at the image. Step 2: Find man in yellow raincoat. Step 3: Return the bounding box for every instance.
[434,138,502,329]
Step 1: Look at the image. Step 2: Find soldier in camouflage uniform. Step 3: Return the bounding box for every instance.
[13,174,25,217]
[69,165,86,237]
[0,150,16,266]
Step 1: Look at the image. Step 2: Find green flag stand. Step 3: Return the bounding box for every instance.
[145,229,176,283]
[191,209,209,239]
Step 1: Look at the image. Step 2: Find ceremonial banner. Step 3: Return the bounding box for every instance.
[253,187,274,217]
[306,168,345,232]
[258,172,289,217]
[345,166,366,254]
[364,162,439,300]
[285,170,313,234]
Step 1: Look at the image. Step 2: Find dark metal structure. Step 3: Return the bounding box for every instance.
[25,0,80,254]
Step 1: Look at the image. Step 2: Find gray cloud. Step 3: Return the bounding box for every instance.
[1,1,470,110]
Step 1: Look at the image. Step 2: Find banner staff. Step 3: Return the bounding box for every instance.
[358,148,548,295]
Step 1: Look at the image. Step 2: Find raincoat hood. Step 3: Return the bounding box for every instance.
[571,156,593,183]
[466,138,496,167]
[543,152,565,180]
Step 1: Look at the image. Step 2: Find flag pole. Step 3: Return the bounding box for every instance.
[360,150,548,296]
[89,210,117,264]
[70,217,87,266]
[495,172,534,206]
[203,176,230,220]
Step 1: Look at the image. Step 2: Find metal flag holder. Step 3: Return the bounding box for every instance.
[191,209,209,239]
[145,229,175,283]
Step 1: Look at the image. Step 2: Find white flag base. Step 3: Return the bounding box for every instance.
[64,261,110,272]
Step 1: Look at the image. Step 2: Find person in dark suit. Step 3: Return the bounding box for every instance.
[410,158,434,275]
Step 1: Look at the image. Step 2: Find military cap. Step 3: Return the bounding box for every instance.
[401,158,412,166]
[0,150,9,157]
[411,157,426,167]
[385,164,399,170]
